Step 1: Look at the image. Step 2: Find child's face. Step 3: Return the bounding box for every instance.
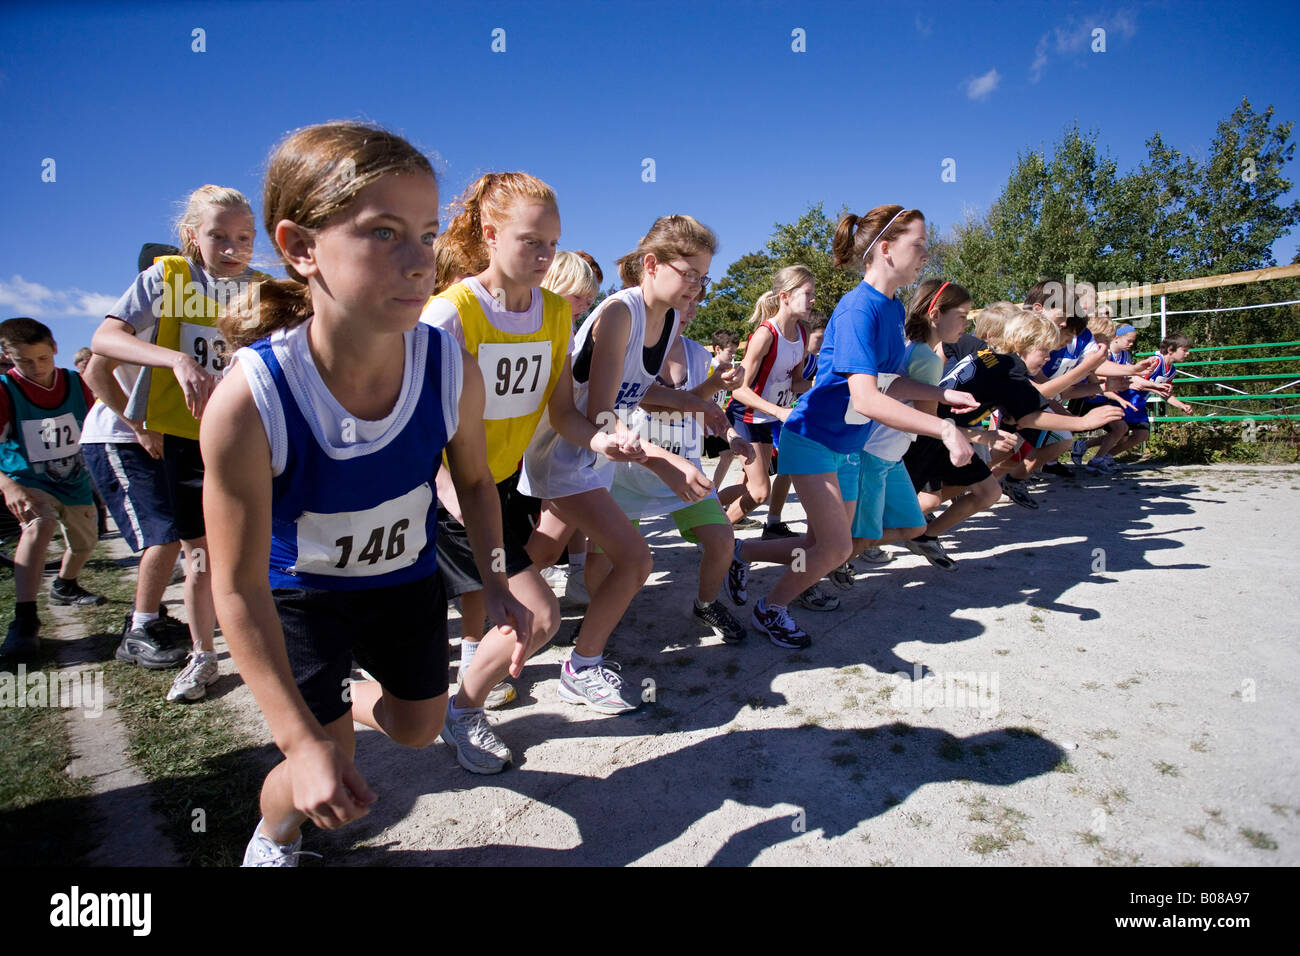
[486,199,561,288]
[714,344,736,366]
[1169,345,1190,363]
[936,303,971,344]
[4,341,58,385]
[300,172,440,332]
[192,206,255,279]
[651,252,712,311]
[1021,346,1050,376]
[881,219,928,282]
[1114,331,1138,351]
[561,291,594,322]
[783,281,816,319]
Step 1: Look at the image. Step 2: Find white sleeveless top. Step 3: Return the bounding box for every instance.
[744,319,806,425]
[519,287,675,499]
[610,336,713,515]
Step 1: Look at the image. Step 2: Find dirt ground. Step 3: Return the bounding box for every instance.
[60,462,1300,865]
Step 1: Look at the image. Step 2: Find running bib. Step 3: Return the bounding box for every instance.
[180,322,232,377]
[292,482,432,578]
[21,413,81,463]
[844,373,901,424]
[479,341,549,419]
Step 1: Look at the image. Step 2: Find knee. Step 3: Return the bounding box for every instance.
[625,540,653,584]
[22,516,59,539]
[391,723,441,749]
[532,593,560,642]
[975,484,1000,509]
[748,482,770,505]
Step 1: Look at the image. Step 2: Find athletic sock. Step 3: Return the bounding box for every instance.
[131,611,159,630]
[459,638,480,670]
[569,650,602,672]
[694,598,710,611]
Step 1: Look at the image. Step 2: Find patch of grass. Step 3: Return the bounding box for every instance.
[747,695,767,710]
[970,833,1009,854]
[841,694,860,709]
[1082,681,1102,690]
[888,721,914,737]
[1154,760,1181,777]
[882,793,901,808]
[106,661,271,867]
[854,727,879,740]
[1088,728,1119,740]
[1269,803,1290,817]
[839,665,867,678]
[1076,831,1102,847]
[905,812,931,828]
[888,742,905,754]
[869,857,895,866]
[1054,758,1077,774]
[1239,828,1277,850]
[994,649,1010,656]
[0,679,97,865]
[1206,808,1226,826]
[1184,825,1206,841]
[1095,847,1142,866]
[1190,739,1210,753]
[1115,675,1142,690]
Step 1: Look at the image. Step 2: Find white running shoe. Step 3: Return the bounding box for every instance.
[557,659,637,715]
[242,820,320,867]
[166,651,219,703]
[440,707,511,774]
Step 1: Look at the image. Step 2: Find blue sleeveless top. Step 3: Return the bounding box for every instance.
[237,320,462,590]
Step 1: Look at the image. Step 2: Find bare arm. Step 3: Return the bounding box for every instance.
[202,365,376,829]
[848,373,972,466]
[728,326,790,421]
[92,316,216,420]
[82,354,163,458]
[443,352,533,672]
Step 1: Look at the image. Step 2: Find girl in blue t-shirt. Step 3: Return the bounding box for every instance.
[202,122,530,865]
[731,205,977,648]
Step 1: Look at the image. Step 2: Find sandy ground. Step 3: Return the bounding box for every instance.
[109,462,1300,865]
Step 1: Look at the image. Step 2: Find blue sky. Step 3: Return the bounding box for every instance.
[2,0,1298,357]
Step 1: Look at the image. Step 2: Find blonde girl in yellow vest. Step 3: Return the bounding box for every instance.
[91,185,259,703]
[420,173,645,773]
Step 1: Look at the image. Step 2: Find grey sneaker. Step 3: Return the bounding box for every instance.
[558,659,637,715]
[903,536,957,571]
[440,707,511,774]
[1000,476,1038,510]
[166,651,219,702]
[458,666,517,709]
[828,561,856,590]
[693,600,747,644]
[859,547,894,564]
[793,584,839,612]
[242,820,321,867]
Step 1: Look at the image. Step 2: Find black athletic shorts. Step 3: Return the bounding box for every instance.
[436,469,536,598]
[275,573,450,726]
[161,434,205,541]
[903,435,994,495]
[702,434,729,458]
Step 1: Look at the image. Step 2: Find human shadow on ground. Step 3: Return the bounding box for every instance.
[323,721,1061,866]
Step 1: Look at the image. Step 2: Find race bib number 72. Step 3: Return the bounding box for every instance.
[21,413,81,462]
[292,483,432,578]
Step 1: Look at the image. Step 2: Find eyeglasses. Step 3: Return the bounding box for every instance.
[662,261,710,289]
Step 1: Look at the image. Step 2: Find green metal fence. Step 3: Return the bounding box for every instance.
[1137,339,1300,424]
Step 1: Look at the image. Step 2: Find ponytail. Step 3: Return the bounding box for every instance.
[221,278,312,349]
[441,172,557,283]
[833,205,923,272]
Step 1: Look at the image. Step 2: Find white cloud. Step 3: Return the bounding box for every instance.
[965,68,1001,101]
[0,275,117,320]
[1029,9,1138,83]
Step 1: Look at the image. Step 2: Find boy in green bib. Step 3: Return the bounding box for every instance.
[0,318,105,662]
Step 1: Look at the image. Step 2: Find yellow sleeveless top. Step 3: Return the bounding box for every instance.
[144,256,258,439]
[435,282,570,483]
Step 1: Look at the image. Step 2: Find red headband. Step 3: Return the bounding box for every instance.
[926,280,951,316]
